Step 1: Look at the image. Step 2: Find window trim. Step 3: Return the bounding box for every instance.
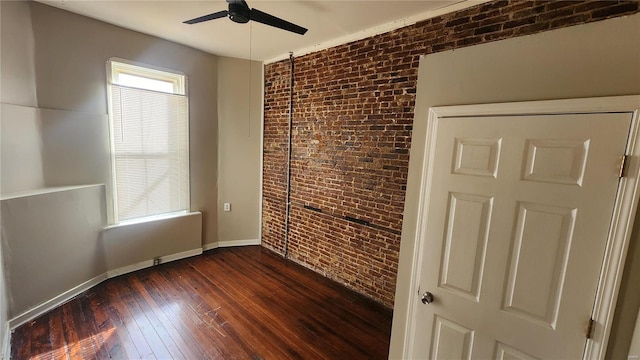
[108,57,187,95]
[105,57,190,225]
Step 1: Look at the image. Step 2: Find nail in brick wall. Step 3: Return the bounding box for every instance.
[262,0,640,308]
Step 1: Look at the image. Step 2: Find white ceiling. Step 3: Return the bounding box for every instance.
[36,0,481,62]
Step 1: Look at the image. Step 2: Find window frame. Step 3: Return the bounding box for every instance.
[106,57,190,225]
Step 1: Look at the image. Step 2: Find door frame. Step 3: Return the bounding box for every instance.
[402,95,640,359]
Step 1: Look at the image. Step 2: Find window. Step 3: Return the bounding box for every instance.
[107,59,189,223]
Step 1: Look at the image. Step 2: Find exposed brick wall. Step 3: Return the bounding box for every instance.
[262,0,640,308]
[287,206,401,306]
[263,60,291,254]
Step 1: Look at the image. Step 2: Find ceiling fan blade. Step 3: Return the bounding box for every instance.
[249,8,308,35]
[183,10,228,24]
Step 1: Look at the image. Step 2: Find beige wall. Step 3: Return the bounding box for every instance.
[1,185,106,318]
[216,57,263,244]
[609,214,640,359]
[389,13,640,358]
[29,1,219,244]
[38,106,112,213]
[0,0,37,107]
[0,1,38,349]
[103,213,202,271]
[0,1,266,330]
[0,1,43,194]
[0,104,44,193]
[630,314,640,357]
[0,22,6,341]
[0,238,6,357]
[0,2,5,351]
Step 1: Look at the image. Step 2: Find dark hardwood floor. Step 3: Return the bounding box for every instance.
[11,246,393,359]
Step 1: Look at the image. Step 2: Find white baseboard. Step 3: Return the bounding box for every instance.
[202,242,219,251]
[202,239,261,251]
[107,248,203,278]
[9,273,107,330]
[106,260,153,279]
[161,248,203,263]
[9,247,204,330]
[1,322,9,360]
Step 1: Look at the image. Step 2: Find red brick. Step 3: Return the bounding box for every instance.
[262,0,639,307]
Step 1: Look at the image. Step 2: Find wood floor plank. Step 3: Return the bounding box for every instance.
[11,246,393,360]
[187,255,332,358]
[60,302,85,359]
[12,323,31,360]
[70,294,111,360]
[158,265,256,359]
[104,279,158,359]
[128,274,198,360]
[85,291,126,359]
[238,248,390,328]
[48,308,71,360]
[167,262,304,359]
[124,274,187,359]
[141,268,224,360]
[28,315,52,360]
[117,280,175,359]
[210,249,384,344]
[100,282,147,359]
[192,250,382,359]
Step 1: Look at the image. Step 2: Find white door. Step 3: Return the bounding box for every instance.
[411,112,633,359]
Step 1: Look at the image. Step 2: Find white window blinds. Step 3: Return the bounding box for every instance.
[109,60,189,222]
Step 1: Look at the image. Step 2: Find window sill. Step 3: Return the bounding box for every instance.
[103,210,196,230]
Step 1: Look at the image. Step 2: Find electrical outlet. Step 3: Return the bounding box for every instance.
[224,203,231,212]
[153,258,160,266]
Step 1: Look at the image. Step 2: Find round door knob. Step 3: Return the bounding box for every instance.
[421,291,434,304]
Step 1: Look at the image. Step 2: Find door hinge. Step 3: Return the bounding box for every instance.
[619,155,629,178]
[586,317,595,339]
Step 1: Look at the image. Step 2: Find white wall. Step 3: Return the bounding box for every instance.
[389,13,640,359]
[217,57,263,244]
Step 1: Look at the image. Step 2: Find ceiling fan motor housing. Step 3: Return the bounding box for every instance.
[228,2,250,23]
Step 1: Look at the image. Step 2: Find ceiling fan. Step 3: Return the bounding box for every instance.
[183,0,308,35]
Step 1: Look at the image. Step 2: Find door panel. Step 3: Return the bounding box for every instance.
[495,342,538,360]
[521,139,589,185]
[439,192,493,301]
[431,316,474,360]
[502,202,575,329]
[413,113,633,359]
[453,138,502,177]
